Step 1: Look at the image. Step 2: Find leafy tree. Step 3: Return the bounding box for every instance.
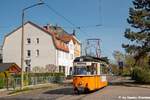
[125,54,135,68]
[109,64,119,75]
[113,51,124,62]
[123,54,136,75]
[122,0,150,66]
[113,51,125,75]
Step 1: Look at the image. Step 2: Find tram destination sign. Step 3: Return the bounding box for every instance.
[74,62,91,66]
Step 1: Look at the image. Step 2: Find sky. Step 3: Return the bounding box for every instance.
[0,0,133,60]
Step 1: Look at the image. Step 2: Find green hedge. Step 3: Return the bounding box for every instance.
[0,72,65,89]
[13,72,65,78]
[131,67,150,84]
[0,78,5,89]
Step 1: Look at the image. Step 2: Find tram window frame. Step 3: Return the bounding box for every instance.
[86,66,91,75]
[91,63,97,75]
[74,66,87,75]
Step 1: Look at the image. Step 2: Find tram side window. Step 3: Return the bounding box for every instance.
[92,63,97,74]
[100,64,105,74]
[74,66,77,75]
[87,65,97,75]
[87,66,91,75]
[91,66,97,74]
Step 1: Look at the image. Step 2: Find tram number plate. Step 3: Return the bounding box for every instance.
[78,87,84,91]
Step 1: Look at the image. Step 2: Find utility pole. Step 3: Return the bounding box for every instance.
[21,9,24,90]
[21,1,44,90]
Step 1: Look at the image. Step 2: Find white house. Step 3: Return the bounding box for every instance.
[2,21,81,76]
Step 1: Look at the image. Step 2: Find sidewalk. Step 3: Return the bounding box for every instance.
[123,82,150,89]
[110,76,150,89]
[0,90,11,97]
[120,77,150,89]
[0,79,72,97]
[0,83,59,97]
[63,79,72,84]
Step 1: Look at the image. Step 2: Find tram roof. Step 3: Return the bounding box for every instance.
[74,56,109,64]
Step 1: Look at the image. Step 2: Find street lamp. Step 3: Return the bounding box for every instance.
[21,1,44,90]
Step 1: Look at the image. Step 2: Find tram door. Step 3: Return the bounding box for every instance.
[95,63,101,88]
[91,63,98,89]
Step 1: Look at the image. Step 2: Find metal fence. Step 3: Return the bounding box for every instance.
[0,76,65,90]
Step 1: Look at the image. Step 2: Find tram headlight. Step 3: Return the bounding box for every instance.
[78,81,83,86]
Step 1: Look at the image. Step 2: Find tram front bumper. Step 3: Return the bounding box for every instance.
[77,87,85,92]
[74,86,85,93]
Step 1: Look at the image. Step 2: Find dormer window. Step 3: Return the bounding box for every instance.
[27,38,31,44]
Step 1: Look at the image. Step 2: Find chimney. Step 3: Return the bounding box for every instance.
[47,24,50,31]
[54,24,59,30]
[72,29,76,36]
[43,24,50,32]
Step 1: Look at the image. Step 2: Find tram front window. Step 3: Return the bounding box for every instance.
[74,66,96,75]
[74,67,87,75]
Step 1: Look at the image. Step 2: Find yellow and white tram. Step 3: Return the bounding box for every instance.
[73,56,108,94]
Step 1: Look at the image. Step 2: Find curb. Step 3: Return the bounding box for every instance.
[123,83,150,89]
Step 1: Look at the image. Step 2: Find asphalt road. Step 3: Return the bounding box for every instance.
[1,77,150,100]
[0,77,150,100]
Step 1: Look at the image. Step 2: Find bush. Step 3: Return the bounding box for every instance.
[54,75,65,83]
[121,66,132,76]
[13,72,65,85]
[122,71,131,76]
[13,72,65,78]
[0,78,5,89]
[131,66,150,84]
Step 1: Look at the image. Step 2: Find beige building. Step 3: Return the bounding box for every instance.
[2,21,81,76]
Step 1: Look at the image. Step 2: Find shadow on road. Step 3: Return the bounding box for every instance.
[44,87,74,95]
[44,86,98,95]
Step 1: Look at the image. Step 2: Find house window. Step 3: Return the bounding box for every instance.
[27,38,31,44]
[63,66,65,73]
[59,66,61,73]
[70,54,73,59]
[58,51,61,58]
[65,53,68,59]
[27,50,31,57]
[69,67,73,75]
[59,66,65,73]
[70,44,74,49]
[36,38,39,44]
[60,52,63,57]
[36,49,39,56]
